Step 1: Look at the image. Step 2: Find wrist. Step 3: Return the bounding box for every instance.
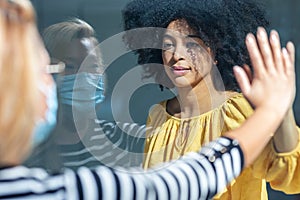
[257,104,287,123]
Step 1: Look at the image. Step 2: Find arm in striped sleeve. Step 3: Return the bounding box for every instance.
[74,137,243,200]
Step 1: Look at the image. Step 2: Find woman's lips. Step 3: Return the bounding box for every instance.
[171,66,191,76]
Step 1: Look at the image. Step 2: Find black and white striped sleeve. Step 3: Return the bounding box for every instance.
[72,136,244,200]
[0,137,243,200]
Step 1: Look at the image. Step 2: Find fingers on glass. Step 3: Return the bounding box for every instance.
[246,33,266,77]
[269,30,283,73]
[234,66,251,96]
[257,27,275,73]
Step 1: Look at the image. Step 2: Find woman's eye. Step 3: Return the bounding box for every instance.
[162,42,174,50]
[65,64,75,69]
[64,65,78,74]
[87,64,101,73]
[91,64,100,69]
[186,42,200,49]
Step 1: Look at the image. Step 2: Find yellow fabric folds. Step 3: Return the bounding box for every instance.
[143,93,300,200]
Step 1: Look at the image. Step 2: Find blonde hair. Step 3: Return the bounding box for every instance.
[43,18,96,54]
[43,18,103,70]
[0,0,43,164]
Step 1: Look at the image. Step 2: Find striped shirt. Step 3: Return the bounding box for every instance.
[0,137,244,200]
[25,120,147,170]
[59,120,146,168]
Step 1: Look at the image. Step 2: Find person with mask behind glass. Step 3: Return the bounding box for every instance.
[25,18,146,170]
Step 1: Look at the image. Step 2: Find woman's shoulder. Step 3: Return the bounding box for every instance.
[148,92,253,121]
[223,92,253,116]
[196,92,253,120]
[148,97,173,117]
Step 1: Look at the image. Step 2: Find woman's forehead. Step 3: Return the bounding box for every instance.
[165,19,197,36]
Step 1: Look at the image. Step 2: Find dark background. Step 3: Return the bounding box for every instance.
[30,0,300,126]
[30,1,300,199]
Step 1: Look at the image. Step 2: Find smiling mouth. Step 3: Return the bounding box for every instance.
[171,66,191,71]
[169,66,191,76]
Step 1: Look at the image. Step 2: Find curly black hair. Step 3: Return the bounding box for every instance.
[122,0,269,91]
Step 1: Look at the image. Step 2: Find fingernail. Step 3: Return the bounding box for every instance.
[257,27,265,37]
[282,47,288,55]
[287,41,294,49]
[270,30,278,41]
[233,66,241,73]
[246,34,254,43]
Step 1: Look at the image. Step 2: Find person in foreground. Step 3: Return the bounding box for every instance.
[0,0,296,199]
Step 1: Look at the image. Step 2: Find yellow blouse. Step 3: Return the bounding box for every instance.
[143,93,300,200]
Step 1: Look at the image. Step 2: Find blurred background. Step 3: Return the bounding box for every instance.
[29,0,300,199]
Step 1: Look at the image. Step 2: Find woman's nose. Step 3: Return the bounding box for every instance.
[173,46,186,61]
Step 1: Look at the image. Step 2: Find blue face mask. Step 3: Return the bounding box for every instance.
[32,83,58,147]
[55,72,105,112]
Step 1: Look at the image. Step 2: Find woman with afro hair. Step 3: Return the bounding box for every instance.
[122,0,300,199]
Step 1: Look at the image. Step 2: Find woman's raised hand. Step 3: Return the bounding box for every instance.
[233,27,295,118]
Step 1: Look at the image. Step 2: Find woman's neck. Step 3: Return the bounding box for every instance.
[169,76,229,118]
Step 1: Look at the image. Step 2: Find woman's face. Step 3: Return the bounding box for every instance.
[162,19,214,89]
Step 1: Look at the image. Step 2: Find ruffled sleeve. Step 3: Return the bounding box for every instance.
[219,94,300,194]
[252,127,300,194]
[144,94,300,195]
[220,94,253,132]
